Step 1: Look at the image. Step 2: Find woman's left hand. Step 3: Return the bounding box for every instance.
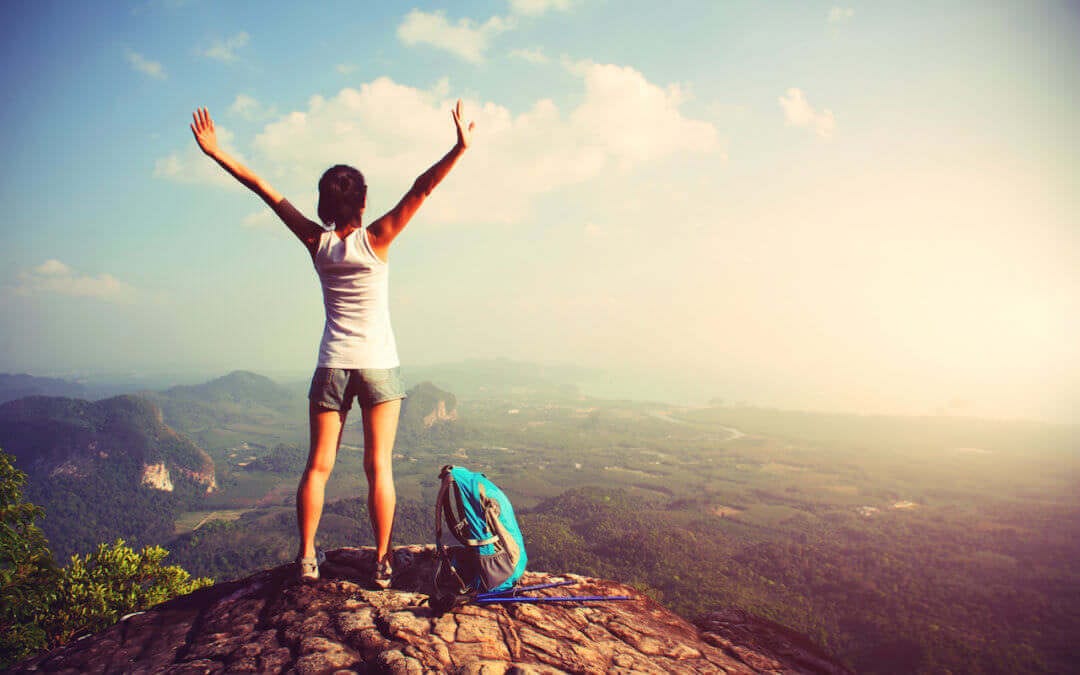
[452,99,475,150]
[191,107,220,157]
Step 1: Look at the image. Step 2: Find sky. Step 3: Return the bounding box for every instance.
[0,1,1077,422]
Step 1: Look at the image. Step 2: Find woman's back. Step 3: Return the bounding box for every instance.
[313,228,398,370]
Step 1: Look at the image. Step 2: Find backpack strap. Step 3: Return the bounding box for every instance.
[434,547,472,597]
[435,466,459,548]
[436,466,498,548]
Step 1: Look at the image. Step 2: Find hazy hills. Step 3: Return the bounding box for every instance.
[0,395,213,487]
[0,371,462,561]
[0,394,216,559]
[156,370,296,410]
[140,370,304,437]
[0,373,90,404]
[406,358,586,400]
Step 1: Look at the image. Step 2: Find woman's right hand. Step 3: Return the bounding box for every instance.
[190,107,220,157]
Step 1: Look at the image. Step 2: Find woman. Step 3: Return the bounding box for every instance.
[191,100,474,587]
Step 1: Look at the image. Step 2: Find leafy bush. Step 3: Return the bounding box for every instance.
[0,451,58,665]
[45,540,212,648]
[0,449,212,668]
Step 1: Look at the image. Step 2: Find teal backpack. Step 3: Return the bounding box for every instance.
[433,465,527,608]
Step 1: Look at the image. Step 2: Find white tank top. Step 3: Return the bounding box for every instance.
[312,227,399,369]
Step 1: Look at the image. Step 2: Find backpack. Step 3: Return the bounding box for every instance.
[433,465,527,608]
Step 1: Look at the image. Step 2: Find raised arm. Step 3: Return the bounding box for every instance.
[190,108,322,253]
[367,99,475,258]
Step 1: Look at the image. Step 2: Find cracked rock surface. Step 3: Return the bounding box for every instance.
[12,546,850,674]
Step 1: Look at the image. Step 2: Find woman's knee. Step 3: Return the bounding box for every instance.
[304,457,335,481]
[364,453,392,478]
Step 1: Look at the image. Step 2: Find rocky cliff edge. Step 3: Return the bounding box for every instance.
[13,546,850,674]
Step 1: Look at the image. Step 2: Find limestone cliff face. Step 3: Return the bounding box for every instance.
[12,546,850,675]
[140,462,217,493]
[422,399,458,428]
[140,462,175,492]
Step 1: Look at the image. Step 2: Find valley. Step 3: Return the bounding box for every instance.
[1,365,1077,674]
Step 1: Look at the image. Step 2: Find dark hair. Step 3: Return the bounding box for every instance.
[317,164,367,227]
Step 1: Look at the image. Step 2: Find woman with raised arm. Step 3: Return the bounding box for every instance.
[191,101,475,587]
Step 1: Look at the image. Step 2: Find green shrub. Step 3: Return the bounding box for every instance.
[0,449,212,668]
[0,450,59,666]
[44,540,212,646]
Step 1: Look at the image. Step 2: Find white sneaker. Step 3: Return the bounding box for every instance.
[297,550,326,583]
[373,554,393,589]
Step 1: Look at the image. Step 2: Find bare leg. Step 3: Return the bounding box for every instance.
[362,398,401,562]
[296,401,347,559]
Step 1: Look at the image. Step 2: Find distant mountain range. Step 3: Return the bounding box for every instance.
[1,359,589,409]
[156,370,297,410]
[0,373,90,403]
[140,370,305,435]
[0,370,463,559]
[407,358,586,400]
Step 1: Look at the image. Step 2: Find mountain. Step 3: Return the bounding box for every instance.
[400,381,457,428]
[0,395,215,559]
[143,370,304,434]
[396,381,459,447]
[0,373,89,404]
[0,372,161,404]
[0,395,214,488]
[158,370,296,410]
[8,546,851,674]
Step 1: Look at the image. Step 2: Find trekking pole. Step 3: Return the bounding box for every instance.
[476,580,576,599]
[475,594,633,604]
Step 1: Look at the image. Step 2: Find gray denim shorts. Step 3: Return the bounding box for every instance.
[307,366,407,412]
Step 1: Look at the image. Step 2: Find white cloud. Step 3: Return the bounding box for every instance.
[569,60,718,164]
[397,2,574,62]
[199,31,250,62]
[153,125,247,189]
[156,60,720,225]
[9,260,136,303]
[397,10,512,63]
[229,94,276,121]
[336,63,357,76]
[125,49,166,79]
[509,47,549,64]
[156,63,720,225]
[779,87,835,139]
[828,7,855,23]
[34,259,72,276]
[509,0,573,16]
